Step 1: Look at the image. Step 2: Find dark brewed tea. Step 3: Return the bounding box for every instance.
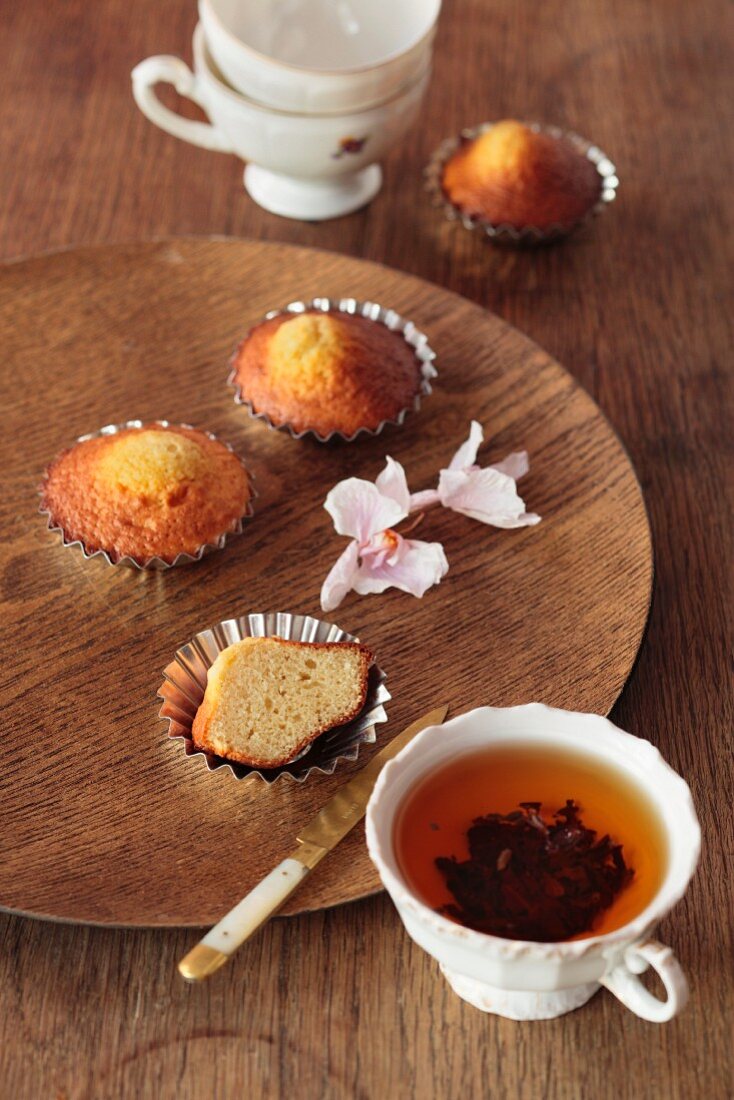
[394,742,669,940]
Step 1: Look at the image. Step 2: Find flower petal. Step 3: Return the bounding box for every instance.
[408,488,441,512]
[324,478,404,542]
[439,467,541,528]
[491,451,530,481]
[320,540,361,612]
[374,456,411,515]
[448,420,484,471]
[353,537,448,598]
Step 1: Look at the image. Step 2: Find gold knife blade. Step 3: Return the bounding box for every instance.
[297,703,450,851]
[178,704,449,981]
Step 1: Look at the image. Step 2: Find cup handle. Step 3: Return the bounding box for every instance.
[601,940,689,1022]
[131,56,232,152]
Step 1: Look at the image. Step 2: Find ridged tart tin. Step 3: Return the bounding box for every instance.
[157,610,390,784]
[228,296,438,442]
[425,121,619,246]
[39,419,256,570]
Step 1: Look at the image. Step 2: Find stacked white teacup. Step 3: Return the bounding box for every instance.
[132,0,441,220]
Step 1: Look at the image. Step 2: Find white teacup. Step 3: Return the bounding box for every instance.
[366,704,700,1022]
[200,0,441,113]
[132,24,431,221]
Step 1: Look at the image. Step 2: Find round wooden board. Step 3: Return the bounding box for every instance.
[0,239,652,927]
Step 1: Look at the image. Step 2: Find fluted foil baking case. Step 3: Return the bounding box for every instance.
[39,419,256,570]
[425,121,619,246]
[157,610,390,783]
[228,296,437,442]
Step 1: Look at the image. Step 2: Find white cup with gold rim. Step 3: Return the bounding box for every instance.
[366,704,700,1022]
[199,0,441,113]
[132,24,431,221]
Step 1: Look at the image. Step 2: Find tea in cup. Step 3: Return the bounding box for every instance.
[366,704,700,1021]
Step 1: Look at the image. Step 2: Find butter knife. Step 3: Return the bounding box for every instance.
[178,704,449,981]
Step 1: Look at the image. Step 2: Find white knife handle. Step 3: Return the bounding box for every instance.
[178,842,326,981]
[202,858,308,955]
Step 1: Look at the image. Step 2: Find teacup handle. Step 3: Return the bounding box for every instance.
[131,56,232,152]
[601,940,689,1022]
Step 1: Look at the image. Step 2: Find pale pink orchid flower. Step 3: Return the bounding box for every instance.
[320,457,449,612]
[409,421,541,528]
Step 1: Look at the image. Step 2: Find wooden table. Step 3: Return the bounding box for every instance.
[1,1,731,1097]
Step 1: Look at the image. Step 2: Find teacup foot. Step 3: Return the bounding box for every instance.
[440,966,600,1020]
[244,164,382,221]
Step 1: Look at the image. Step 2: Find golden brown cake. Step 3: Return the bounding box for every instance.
[40,423,252,564]
[441,120,602,231]
[231,310,423,438]
[191,636,373,768]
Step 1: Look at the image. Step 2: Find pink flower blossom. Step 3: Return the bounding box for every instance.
[410,421,540,528]
[320,457,448,612]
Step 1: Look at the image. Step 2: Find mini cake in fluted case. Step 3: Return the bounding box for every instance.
[231,310,424,439]
[441,120,602,231]
[40,423,252,564]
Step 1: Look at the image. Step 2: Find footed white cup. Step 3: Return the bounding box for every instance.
[366,704,700,1022]
[132,24,430,221]
[200,0,441,113]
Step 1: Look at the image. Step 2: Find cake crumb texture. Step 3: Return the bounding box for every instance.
[191,637,373,768]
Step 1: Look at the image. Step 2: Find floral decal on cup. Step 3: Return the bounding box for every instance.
[332,136,369,159]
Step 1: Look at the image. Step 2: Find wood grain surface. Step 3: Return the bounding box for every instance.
[0,1,732,1099]
[0,238,650,926]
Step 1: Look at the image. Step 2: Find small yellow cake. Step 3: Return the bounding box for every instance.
[232,310,423,438]
[442,120,601,230]
[40,423,252,564]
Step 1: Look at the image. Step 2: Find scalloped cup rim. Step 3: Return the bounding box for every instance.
[228,296,437,443]
[366,702,701,960]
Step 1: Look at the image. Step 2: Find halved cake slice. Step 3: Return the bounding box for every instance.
[191,636,373,768]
